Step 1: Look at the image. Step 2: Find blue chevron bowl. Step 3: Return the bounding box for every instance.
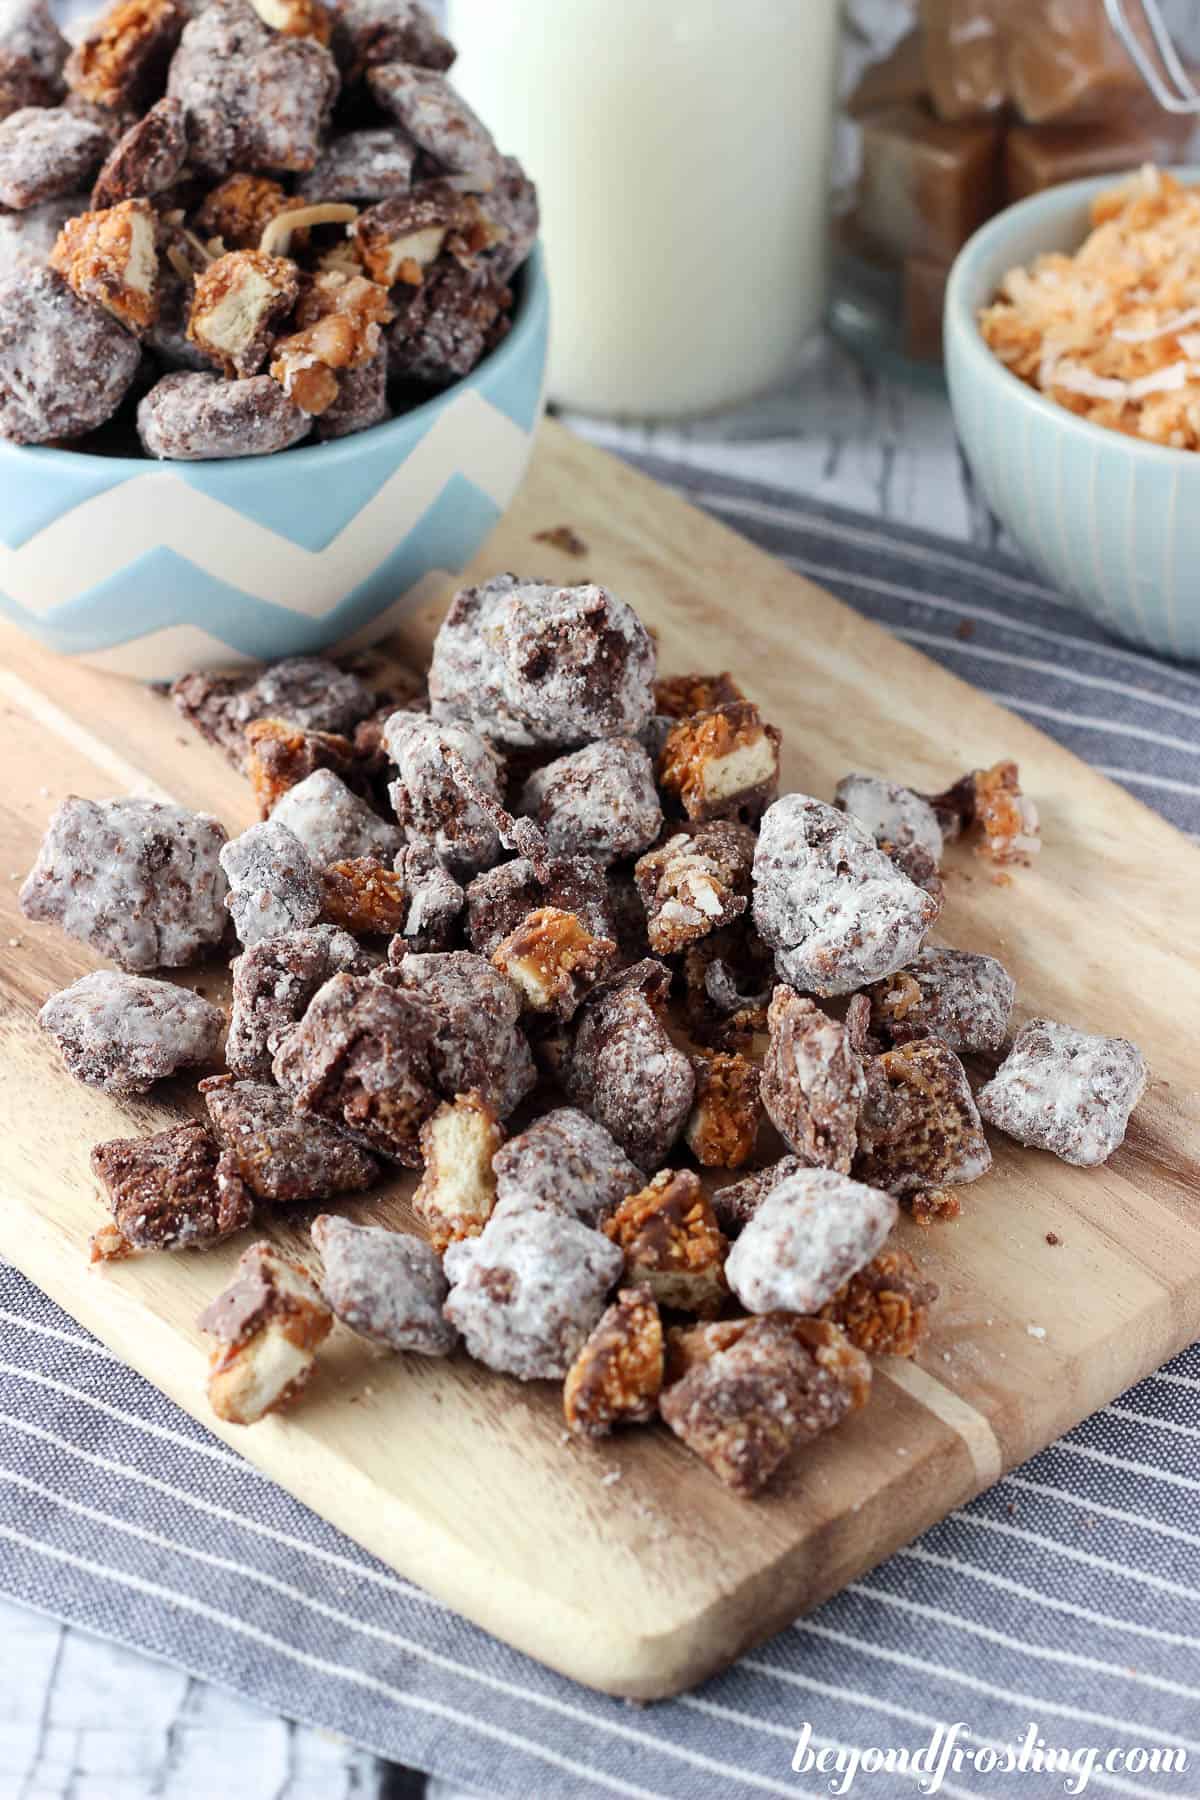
[0,246,549,681]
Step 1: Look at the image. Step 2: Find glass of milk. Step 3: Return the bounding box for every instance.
[448,0,841,418]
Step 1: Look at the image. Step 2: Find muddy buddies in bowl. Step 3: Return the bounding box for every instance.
[19,576,1151,1499]
[0,0,536,455]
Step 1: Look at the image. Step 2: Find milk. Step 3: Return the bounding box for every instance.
[448,0,840,417]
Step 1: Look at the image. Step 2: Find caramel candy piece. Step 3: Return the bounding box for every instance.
[198,1242,332,1425]
[355,181,486,287]
[491,906,615,1021]
[321,856,408,936]
[249,0,332,44]
[189,249,300,379]
[51,195,158,332]
[634,820,755,956]
[909,1186,961,1226]
[244,717,356,817]
[903,253,951,363]
[603,1169,728,1318]
[563,1289,663,1439]
[684,1053,762,1170]
[90,1121,252,1261]
[194,173,295,251]
[818,1246,938,1359]
[653,672,744,720]
[658,701,781,825]
[66,0,186,112]
[846,29,928,120]
[413,1090,503,1251]
[270,268,393,414]
[928,759,1040,865]
[1004,115,1193,205]
[660,1314,871,1497]
[1007,0,1154,126]
[855,104,1002,266]
[920,0,1006,123]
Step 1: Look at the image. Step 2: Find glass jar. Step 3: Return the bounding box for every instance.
[448,0,841,418]
[831,0,1199,374]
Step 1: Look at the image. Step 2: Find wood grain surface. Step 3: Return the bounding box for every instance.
[1,418,1197,1702]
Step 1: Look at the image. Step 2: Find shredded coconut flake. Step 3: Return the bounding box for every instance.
[981,169,1200,450]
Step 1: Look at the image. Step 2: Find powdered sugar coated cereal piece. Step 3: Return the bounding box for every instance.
[226,924,367,1077]
[855,1040,992,1196]
[138,371,311,459]
[220,819,321,947]
[270,767,400,867]
[331,0,454,82]
[298,126,415,202]
[660,1314,870,1496]
[385,948,535,1118]
[492,1107,641,1228]
[167,0,338,178]
[724,1168,898,1316]
[202,1073,377,1201]
[562,959,695,1171]
[90,1120,252,1260]
[977,1018,1148,1167]
[271,969,441,1163]
[835,773,944,864]
[429,575,656,752]
[518,738,662,862]
[312,1214,456,1355]
[366,63,497,184]
[752,794,940,997]
[0,264,140,442]
[315,351,389,439]
[443,1205,622,1381]
[0,107,107,208]
[868,946,1015,1055]
[0,194,81,277]
[20,795,228,971]
[385,712,503,875]
[711,1154,806,1235]
[39,969,223,1095]
[760,986,866,1173]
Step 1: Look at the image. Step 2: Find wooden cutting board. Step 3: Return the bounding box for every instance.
[1,418,1198,1701]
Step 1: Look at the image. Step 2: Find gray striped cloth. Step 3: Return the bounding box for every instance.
[2,459,1198,1800]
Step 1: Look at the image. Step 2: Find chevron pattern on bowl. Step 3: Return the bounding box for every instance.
[0,247,549,681]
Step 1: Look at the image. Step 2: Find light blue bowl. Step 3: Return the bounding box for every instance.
[946,176,1200,662]
[0,245,549,681]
